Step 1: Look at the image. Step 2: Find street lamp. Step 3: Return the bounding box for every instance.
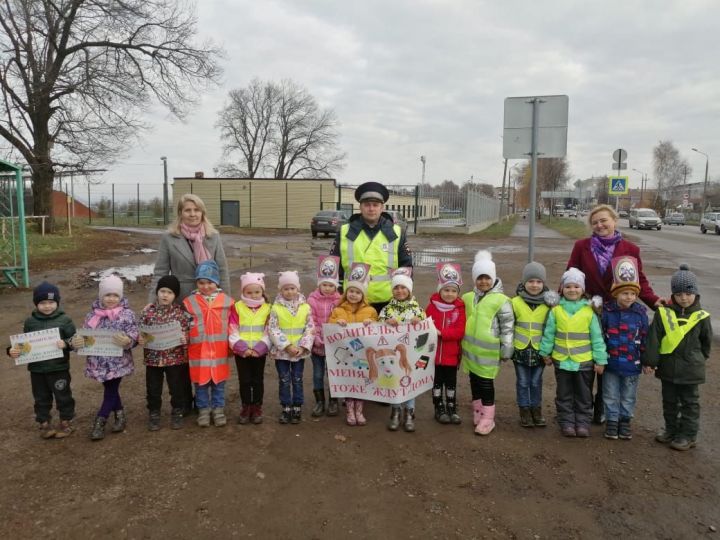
[419,155,426,186]
[691,148,709,218]
[632,168,647,207]
[161,156,169,225]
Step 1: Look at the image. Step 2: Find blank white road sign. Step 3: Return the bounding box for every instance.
[503,95,569,159]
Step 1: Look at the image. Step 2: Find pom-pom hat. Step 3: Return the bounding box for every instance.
[472,250,496,282]
[391,267,413,293]
[671,263,698,295]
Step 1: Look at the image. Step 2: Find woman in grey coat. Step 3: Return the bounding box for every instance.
[149,193,231,303]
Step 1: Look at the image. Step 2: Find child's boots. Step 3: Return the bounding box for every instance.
[238,404,251,425]
[604,420,619,440]
[434,401,450,424]
[311,390,326,417]
[197,407,211,427]
[472,399,483,426]
[519,407,533,428]
[327,398,339,416]
[170,408,184,430]
[251,404,263,424]
[403,408,416,432]
[530,406,546,427]
[346,400,357,426]
[38,421,56,440]
[447,400,461,424]
[618,417,632,440]
[355,401,367,426]
[290,405,302,424]
[475,403,495,436]
[212,407,227,427]
[387,407,401,431]
[111,409,127,433]
[279,406,291,424]
[90,416,107,441]
[148,410,161,432]
[55,419,74,439]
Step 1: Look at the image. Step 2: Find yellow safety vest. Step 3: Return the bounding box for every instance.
[234,302,270,348]
[551,305,593,363]
[511,296,549,351]
[339,223,401,304]
[658,307,710,354]
[271,303,311,345]
[461,291,508,379]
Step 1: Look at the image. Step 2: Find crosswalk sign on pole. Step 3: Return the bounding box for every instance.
[608,176,629,195]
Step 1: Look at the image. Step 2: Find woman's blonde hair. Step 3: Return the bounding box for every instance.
[168,193,218,236]
[587,204,619,226]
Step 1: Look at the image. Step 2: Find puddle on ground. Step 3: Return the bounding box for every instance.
[91,264,156,282]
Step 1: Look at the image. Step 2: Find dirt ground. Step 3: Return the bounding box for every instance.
[0,227,718,540]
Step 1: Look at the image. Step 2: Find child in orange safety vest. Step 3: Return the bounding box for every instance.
[183,260,234,429]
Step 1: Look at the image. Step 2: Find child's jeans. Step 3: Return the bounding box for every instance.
[514,362,544,408]
[195,381,226,409]
[602,371,639,422]
[276,359,305,406]
[392,398,415,410]
[311,354,326,392]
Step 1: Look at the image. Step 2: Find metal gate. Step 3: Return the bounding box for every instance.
[0,159,29,287]
[220,200,240,227]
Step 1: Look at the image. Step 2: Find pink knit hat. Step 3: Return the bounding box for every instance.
[240,272,265,293]
[278,271,301,290]
[99,274,123,299]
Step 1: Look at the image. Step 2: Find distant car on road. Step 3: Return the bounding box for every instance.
[629,208,662,230]
[618,210,629,218]
[310,210,350,237]
[664,212,686,226]
[700,212,720,235]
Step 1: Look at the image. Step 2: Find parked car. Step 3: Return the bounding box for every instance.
[663,212,686,226]
[618,210,629,218]
[310,210,350,237]
[385,210,409,234]
[700,212,720,235]
[628,208,662,230]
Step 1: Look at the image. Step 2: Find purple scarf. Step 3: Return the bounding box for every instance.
[590,231,622,275]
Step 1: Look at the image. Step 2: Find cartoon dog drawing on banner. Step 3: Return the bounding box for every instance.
[367,344,412,389]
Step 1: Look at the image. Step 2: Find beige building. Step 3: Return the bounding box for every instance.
[172,175,439,229]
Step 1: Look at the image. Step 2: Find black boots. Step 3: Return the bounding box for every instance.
[171,408,184,430]
[519,407,534,428]
[434,401,450,424]
[618,417,632,440]
[604,420,619,440]
[112,409,127,433]
[311,390,326,417]
[148,410,161,432]
[530,406,546,427]
[327,398,339,416]
[446,401,461,424]
[387,407,401,431]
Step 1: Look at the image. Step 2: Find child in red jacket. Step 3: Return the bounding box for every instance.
[426,262,466,424]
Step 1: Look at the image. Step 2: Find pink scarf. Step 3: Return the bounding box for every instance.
[431,299,456,312]
[180,223,211,264]
[241,295,265,309]
[87,306,123,329]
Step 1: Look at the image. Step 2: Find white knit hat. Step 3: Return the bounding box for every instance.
[391,267,413,294]
[471,250,496,282]
[99,274,123,299]
[561,267,586,290]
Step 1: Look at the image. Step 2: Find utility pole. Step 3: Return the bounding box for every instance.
[161,156,169,225]
[500,159,508,218]
[420,155,426,186]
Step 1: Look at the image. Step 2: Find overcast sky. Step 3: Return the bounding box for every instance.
[102,0,719,200]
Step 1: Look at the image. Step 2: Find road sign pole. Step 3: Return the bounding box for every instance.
[528,97,541,263]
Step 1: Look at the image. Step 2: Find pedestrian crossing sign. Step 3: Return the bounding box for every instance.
[608,176,628,195]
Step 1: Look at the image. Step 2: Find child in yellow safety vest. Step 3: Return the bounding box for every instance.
[268,271,316,425]
[539,267,607,438]
[229,272,271,425]
[511,261,558,429]
[642,264,712,451]
[461,250,514,436]
[183,261,234,429]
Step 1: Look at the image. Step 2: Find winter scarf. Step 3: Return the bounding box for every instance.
[180,222,211,264]
[431,299,456,312]
[590,231,622,276]
[241,294,265,308]
[515,283,548,306]
[87,305,124,329]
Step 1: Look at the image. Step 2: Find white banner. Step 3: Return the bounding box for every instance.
[10,328,63,365]
[323,320,437,404]
[140,322,183,351]
[76,329,123,357]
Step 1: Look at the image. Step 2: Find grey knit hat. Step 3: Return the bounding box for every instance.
[522,261,546,284]
[671,263,698,295]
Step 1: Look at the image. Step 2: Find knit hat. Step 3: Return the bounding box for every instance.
[472,250,496,282]
[671,263,698,295]
[195,260,220,286]
[278,270,301,290]
[560,267,585,290]
[156,275,181,298]
[610,256,640,298]
[391,267,413,293]
[522,261,546,284]
[346,262,371,294]
[316,255,340,287]
[99,274,124,299]
[240,272,266,293]
[436,262,462,291]
[33,281,60,306]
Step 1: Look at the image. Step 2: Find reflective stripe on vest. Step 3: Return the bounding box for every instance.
[461,291,508,378]
[551,305,594,363]
[339,223,401,304]
[658,307,710,354]
[511,296,549,350]
[271,303,311,345]
[234,302,270,347]
[184,292,233,384]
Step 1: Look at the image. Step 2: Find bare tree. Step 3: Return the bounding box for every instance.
[515,158,571,214]
[0,0,222,226]
[216,79,276,178]
[653,140,692,196]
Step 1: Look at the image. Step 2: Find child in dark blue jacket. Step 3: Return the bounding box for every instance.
[601,256,649,440]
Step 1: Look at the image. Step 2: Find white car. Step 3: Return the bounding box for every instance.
[700,212,720,235]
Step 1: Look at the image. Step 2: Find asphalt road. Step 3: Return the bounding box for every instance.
[621,219,720,330]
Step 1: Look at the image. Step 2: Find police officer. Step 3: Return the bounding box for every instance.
[330,182,413,313]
